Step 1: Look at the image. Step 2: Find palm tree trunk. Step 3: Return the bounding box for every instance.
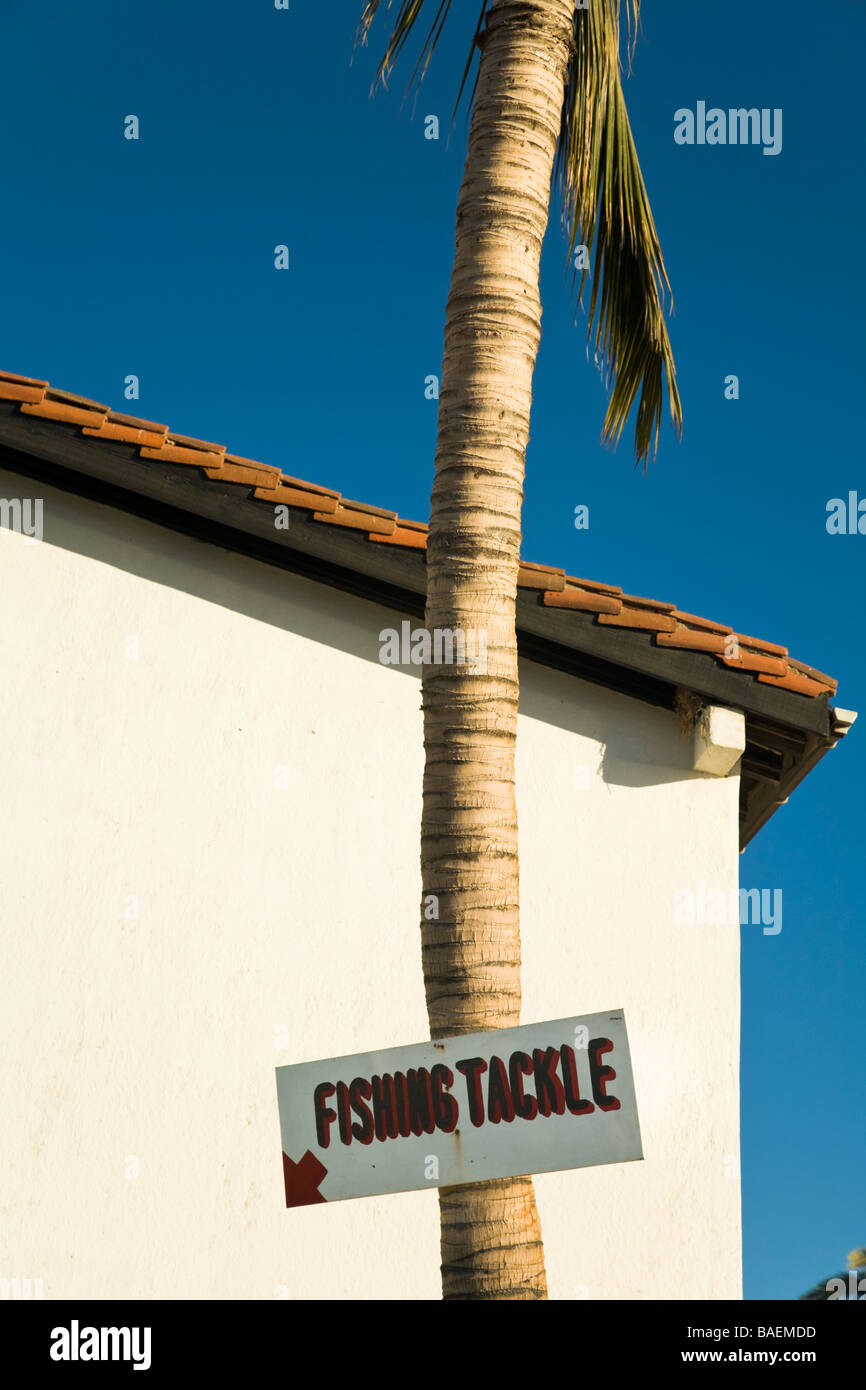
[421,0,576,1301]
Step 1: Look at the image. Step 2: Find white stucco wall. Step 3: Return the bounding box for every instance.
[0,467,742,1300]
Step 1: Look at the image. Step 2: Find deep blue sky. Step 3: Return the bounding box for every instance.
[2,1,863,1301]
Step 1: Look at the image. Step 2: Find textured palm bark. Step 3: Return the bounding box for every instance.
[421,0,576,1301]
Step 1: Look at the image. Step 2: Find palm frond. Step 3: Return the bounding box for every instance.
[356,1,489,111]
[556,0,682,467]
[358,0,680,465]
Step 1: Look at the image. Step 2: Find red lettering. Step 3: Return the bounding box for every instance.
[393,1070,412,1137]
[456,1057,488,1126]
[560,1043,594,1116]
[406,1067,436,1135]
[431,1064,459,1133]
[313,1081,336,1149]
[335,1079,352,1145]
[509,1051,537,1121]
[349,1077,374,1145]
[532,1047,566,1117]
[589,1038,620,1112]
[487,1054,515,1124]
[371,1073,400,1141]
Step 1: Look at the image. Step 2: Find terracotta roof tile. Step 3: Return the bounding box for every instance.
[656,629,729,655]
[670,610,732,634]
[735,632,789,658]
[141,439,225,466]
[102,410,169,431]
[204,455,281,490]
[82,413,169,447]
[36,388,107,410]
[785,658,838,691]
[369,521,428,549]
[517,561,567,591]
[0,368,840,704]
[164,431,226,452]
[255,477,340,513]
[758,671,831,698]
[620,593,676,613]
[543,587,621,615]
[722,650,788,677]
[598,607,678,634]
[21,387,109,428]
[339,497,397,520]
[0,370,48,403]
[565,574,623,596]
[314,501,396,535]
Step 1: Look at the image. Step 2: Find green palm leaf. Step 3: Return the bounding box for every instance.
[556,0,681,466]
[357,0,681,466]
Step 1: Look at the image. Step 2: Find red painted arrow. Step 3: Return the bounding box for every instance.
[282,1150,328,1208]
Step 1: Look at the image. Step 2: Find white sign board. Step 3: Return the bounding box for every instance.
[275,1009,641,1206]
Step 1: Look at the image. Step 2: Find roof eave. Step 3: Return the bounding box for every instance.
[0,402,844,849]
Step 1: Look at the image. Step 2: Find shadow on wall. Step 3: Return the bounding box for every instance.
[519,667,696,791]
[6,465,697,792]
